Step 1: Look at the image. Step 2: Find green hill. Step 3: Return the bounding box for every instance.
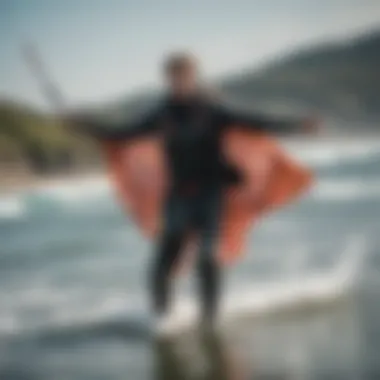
[222,30,380,123]
[0,100,98,176]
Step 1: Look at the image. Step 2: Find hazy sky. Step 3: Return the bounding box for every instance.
[1,0,380,109]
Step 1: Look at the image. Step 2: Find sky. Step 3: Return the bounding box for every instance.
[1,0,380,109]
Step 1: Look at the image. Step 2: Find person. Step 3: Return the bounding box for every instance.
[68,52,316,332]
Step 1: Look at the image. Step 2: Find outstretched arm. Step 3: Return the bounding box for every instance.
[65,107,161,141]
[215,102,312,134]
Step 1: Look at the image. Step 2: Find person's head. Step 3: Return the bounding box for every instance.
[163,52,200,98]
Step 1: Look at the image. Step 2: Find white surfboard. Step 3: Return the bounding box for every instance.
[152,235,365,337]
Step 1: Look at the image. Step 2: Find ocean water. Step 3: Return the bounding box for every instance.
[0,138,380,380]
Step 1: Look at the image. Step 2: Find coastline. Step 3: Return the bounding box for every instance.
[2,134,380,197]
[0,169,107,197]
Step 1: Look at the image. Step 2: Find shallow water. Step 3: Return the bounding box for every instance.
[1,138,380,379]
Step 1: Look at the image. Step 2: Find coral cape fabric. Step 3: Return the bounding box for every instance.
[101,128,313,266]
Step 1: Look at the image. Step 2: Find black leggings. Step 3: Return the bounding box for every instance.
[150,186,222,321]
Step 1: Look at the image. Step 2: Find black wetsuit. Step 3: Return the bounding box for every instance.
[79,94,303,321]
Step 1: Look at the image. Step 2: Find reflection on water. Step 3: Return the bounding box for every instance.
[154,331,248,380]
[152,302,363,380]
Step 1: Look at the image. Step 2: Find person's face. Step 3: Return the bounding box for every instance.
[167,66,198,98]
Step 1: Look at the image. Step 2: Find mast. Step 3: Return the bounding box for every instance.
[22,42,66,112]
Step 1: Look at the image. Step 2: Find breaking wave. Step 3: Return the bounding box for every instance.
[311,178,380,201]
[0,236,366,339]
[0,196,26,220]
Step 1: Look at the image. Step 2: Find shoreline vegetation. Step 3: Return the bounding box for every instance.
[0,99,103,194]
